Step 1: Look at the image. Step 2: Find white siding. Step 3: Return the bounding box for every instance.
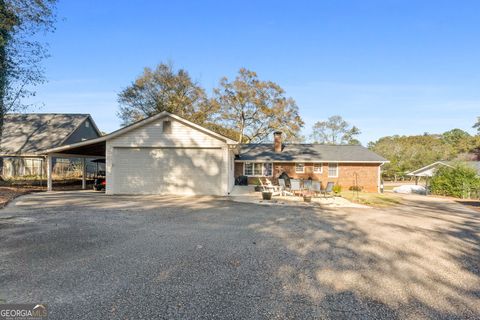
[106,116,233,195]
[109,116,225,148]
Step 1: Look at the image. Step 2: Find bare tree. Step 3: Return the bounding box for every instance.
[117,62,216,126]
[311,115,361,145]
[213,68,304,143]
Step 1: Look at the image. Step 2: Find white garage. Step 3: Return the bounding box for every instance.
[44,112,238,196]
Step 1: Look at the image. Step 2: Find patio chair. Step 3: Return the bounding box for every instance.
[259,179,280,196]
[312,181,321,197]
[265,178,280,192]
[290,179,302,196]
[303,179,313,191]
[321,182,335,198]
[278,179,292,196]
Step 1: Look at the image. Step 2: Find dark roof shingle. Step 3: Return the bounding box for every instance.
[0,114,91,155]
[236,144,387,162]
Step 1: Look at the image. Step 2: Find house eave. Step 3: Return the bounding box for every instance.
[234,159,389,164]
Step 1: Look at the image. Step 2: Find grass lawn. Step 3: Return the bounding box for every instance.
[340,191,403,207]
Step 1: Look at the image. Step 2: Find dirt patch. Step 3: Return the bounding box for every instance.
[0,186,44,208]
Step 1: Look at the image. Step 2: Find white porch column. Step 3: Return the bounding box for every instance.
[47,155,53,191]
[82,157,87,190]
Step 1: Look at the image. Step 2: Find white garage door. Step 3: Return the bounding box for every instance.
[112,147,223,195]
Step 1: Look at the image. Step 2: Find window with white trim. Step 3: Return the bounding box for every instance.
[328,163,338,177]
[295,163,305,173]
[313,163,323,173]
[23,158,43,176]
[244,162,272,176]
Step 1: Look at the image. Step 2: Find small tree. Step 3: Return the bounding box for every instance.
[430,164,480,198]
[311,115,361,145]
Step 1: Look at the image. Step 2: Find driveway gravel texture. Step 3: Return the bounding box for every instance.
[0,191,479,319]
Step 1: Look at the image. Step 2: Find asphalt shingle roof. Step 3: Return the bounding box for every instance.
[0,113,91,155]
[236,144,388,162]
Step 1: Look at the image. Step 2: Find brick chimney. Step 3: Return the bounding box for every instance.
[274,131,283,153]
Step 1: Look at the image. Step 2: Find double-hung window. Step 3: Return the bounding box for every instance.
[328,163,338,178]
[244,162,272,176]
[295,163,305,173]
[313,163,323,173]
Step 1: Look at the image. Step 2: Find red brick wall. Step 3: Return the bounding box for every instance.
[234,162,380,192]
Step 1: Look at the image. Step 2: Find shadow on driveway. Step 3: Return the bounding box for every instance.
[0,191,479,319]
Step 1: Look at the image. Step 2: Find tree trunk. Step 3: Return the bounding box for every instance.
[0,0,8,141]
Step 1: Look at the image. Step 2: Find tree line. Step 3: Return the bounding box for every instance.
[368,126,480,181]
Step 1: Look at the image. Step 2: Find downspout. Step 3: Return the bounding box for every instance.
[378,162,386,193]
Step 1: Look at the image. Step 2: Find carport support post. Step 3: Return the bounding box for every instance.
[47,155,53,191]
[82,158,87,190]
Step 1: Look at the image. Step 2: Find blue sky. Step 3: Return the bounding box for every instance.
[28,0,480,144]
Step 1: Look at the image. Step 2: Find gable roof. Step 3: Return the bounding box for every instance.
[43,111,237,155]
[236,144,388,163]
[408,161,480,176]
[0,113,101,156]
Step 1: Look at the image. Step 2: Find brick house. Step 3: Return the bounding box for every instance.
[234,132,388,192]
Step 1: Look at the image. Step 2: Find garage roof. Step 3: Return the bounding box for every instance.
[42,111,238,157]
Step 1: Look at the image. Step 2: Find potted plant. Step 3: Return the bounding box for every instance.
[262,191,273,200]
[303,190,312,202]
[254,178,262,192]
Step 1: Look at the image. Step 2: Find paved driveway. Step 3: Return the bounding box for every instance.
[0,192,479,319]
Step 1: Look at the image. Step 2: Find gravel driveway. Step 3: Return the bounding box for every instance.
[1,191,479,319]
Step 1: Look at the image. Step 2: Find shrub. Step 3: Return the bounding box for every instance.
[430,163,480,198]
[349,185,364,192]
[332,185,342,194]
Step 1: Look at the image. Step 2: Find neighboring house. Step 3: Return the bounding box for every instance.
[43,112,388,195]
[0,113,101,178]
[235,132,387,192]
[407,161,480,178]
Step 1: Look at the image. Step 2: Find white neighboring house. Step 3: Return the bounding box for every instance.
[44,112,238,195]
[407,161,480,178]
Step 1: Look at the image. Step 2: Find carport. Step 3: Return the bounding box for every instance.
[44,139,106,191]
